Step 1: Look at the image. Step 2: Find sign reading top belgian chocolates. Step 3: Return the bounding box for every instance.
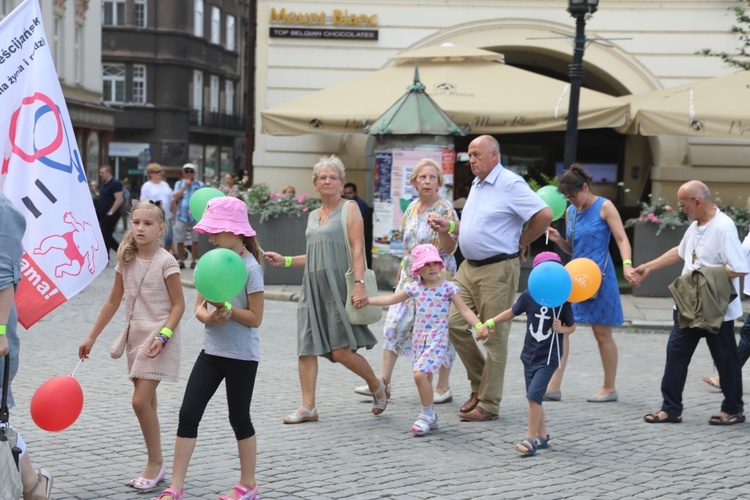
[269,7,379,40]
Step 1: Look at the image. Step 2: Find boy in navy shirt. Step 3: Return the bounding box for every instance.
[477,251,575,456]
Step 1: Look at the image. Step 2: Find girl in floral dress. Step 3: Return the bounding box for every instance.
[359,244,487,435]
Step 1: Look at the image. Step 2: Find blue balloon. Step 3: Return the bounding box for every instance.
[527,261,573,308]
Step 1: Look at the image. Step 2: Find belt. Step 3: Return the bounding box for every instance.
[466,252,519,267]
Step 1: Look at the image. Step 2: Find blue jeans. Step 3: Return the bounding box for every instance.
[661,310,743,416]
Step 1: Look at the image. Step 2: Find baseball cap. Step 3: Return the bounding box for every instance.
[182,163,197,171]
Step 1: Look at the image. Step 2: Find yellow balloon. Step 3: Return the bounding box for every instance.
[565,258,602,302]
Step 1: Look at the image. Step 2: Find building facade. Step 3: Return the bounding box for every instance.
[101,0,249,195]
[253,0,750,210]
[2,0,116,186]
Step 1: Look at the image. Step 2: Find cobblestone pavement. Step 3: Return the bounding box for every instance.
[11,267,750,499]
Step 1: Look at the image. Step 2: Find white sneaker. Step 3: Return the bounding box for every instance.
[354,383,390,399]
[433,387,453,404]
[411,413,438,436]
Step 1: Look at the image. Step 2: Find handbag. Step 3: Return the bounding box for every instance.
[569,207,609,301]
[1,354,23,500]
[341,201,382,325]
[110,253,156,358]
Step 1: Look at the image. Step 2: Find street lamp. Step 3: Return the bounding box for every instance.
[563,0,599,168]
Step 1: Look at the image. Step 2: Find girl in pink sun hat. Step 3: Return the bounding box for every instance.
[154,196,263,500]
[356,244,488,436]
[476,250,576,456]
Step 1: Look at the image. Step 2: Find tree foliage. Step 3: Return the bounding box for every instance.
[696,0,750,70]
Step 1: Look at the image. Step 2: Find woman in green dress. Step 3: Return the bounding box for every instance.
[265,155,387,423]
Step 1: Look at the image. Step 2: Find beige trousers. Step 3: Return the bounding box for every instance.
[449,258,520,415]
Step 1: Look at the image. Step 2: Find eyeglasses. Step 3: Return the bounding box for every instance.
[564,192,578,202]
[677,198,696,208]
[184,169,195,174]
[150,170,162,174]
[316,175,340,183]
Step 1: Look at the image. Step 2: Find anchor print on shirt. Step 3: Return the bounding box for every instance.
[529,306,553,342]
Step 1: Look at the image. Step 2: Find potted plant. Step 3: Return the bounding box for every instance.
[241,184,321,285]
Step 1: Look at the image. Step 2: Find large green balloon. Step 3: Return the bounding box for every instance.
[194,248,247,303]
[536,185,568,222]
[189,187,224,222]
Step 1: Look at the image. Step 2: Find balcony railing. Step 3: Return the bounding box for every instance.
[189,109,246,131]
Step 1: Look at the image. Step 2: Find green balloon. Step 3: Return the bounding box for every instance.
[189,187,224,222]
[536,185,568,222]
[194,248,247,303]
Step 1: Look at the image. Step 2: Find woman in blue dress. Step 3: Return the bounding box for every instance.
[547,164,635,402]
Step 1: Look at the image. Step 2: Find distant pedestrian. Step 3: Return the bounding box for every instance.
[173,163,205,269]
[357,244,487,436]
[97,165,124,260]
[224,173,241,198]
[78,200,185,491]
[282,185,296,197]
[154,196,263,500]
[140,163,175,253]
[120,178,132,232]
[477,252,576,456]
[633,181,748,425]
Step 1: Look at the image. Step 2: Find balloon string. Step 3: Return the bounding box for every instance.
[545,228,549,245]
[71,358,84,378]
[185,300,206,326]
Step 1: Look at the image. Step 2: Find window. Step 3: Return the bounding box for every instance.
[75,26,83,83]
[132,65,146,104]
[226,15,235,51]
[210,6,220,44]
[192,70,203,110]
[209,75,220,112]
[102,64,126,104]
[225,80,234,115]
[102,0,126,26]
[53,16,62,70]
[193,0,204,37]
[134,0,147,28]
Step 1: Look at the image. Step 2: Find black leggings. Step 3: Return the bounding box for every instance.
[177,350,258,440]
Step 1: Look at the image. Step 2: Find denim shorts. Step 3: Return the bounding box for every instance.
[524,362,558,405]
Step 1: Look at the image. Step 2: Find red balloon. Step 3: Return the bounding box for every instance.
[30,375,84,432]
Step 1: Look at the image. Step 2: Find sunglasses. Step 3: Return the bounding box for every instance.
[184,169,195,174]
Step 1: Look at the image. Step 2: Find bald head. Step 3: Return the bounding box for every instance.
[677,180,715,223]
[468,135,501,180]
[681,180,711,201]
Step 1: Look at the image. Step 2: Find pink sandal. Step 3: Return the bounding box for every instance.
[132,464,166,491]
[218,483,259,500]
[151,488,184,500]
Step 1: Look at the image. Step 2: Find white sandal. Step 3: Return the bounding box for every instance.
[283,406,318,424]
[371,378,388,415]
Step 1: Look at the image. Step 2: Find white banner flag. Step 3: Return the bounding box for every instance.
[0,0,107,328]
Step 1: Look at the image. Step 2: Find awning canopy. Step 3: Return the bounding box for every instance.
[261,44,629,136]
[617,71,750,138]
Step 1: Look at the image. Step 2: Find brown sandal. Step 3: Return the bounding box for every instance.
[23,468,53,500]
[644,411,682,423]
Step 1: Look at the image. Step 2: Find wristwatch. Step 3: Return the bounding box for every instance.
[354,280,365,284]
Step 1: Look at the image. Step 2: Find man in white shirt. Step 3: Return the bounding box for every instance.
[634,180,748,425]
[431,135,552,421]
[139,163,175,253]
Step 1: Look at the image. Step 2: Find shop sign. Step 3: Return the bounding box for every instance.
[269,7,378,40]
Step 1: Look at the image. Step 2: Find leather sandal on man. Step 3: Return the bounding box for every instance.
[643,411,682,423]
[708,412,745,425]
[459,406,498,422]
